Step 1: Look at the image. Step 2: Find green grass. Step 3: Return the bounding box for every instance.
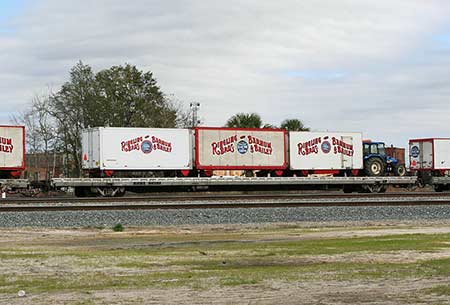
[425,284,450,296]
[2,229,450,294]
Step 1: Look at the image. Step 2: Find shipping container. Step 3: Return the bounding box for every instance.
[0,125,25,172]
[82,127,192,170]
[195,127,287,170]
[409,138,450,170]
[289,131,363,170]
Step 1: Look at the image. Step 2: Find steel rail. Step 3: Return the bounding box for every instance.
[0,191,446,205]
[2,197,450,212]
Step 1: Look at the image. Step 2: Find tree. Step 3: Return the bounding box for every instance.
[12,94,59,179]
[280,119,310,131]
[48,61,99,176]
[47,61,179,176]
[225,113,262,128]
[95,64,177,128]
[262,123,277,129]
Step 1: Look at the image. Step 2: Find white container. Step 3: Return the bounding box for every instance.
[0,126,25,171]
[195,127,287,170]
[82,127,192,170]
[289,131,363,170]
[409,138,450,170]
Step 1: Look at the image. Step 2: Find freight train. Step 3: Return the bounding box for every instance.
[0,125,449,196]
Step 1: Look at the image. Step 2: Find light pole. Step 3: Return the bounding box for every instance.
[190,102,200,127]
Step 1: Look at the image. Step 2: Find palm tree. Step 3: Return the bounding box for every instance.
[225,113,262,128]
[280,119,309,131]
[262,123,277,129]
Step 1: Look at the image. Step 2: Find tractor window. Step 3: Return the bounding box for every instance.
[363,144,370,155]
[370,144,378,154]
[378,144,385,156]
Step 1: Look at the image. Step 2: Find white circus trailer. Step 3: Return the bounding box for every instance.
[409,138,450,171]
[82,127,192,171]
[0,125,25,172]
[195,127,287,170]
[289,131,363,171]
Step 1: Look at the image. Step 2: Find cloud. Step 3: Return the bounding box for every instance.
[1,0,450,147]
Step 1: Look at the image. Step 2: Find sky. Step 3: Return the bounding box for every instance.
[1,0,450,147]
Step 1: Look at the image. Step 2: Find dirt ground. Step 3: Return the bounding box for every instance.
[1,220,450,304]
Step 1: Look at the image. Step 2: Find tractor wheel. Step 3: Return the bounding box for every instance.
[394,164,406,176]
[364,158,384,176]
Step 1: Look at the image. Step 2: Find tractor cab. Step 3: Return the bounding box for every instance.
[363,141,406,176]
[363,142,386,158]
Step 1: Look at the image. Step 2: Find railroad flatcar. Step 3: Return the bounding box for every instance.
[0,125,25,178]
[57,126,417,196]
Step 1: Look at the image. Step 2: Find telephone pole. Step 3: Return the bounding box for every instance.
[190,102,200,127]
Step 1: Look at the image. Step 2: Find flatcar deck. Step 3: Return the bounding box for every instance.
[0,179,29,188]
[52,176,417,187]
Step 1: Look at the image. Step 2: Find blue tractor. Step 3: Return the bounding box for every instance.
[363,141,406,176]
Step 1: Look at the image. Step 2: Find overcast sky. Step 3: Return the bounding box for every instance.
[1,0,450,147]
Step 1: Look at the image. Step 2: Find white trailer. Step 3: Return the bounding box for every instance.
[409,138,450,171]
[195,127,287,170]
[82,127,192,171]
[409,138,450,192]
[0,125,25,174]
[289,131,363,171]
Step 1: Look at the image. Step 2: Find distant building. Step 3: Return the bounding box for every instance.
[25,152,66,181]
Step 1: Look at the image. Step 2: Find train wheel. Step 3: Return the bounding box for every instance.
[434,184,444,192]
[74,186,88,197]
[343,185,354,193]
[362,184,386,193]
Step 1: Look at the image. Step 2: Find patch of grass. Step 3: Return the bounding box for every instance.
[0,250,50,260]
[112,223,124,232]
[3,229,450,294]
[220,277,259,286]
[424,284,450,296]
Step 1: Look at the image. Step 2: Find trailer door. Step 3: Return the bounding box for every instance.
[341,136,353,169]
[410,140,432,170]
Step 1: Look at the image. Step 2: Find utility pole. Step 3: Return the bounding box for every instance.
[190,102,200,127]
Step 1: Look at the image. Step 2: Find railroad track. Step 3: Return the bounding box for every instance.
[0,192,450,212]
[0,191,446,204]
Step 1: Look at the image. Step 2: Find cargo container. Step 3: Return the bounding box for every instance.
[0,125,25,176]
[82,127,192,171]
[409,138,450,171]
[289,131,363,171]
[195,127,287,170]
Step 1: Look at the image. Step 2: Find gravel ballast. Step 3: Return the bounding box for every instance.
[2,205,450,227]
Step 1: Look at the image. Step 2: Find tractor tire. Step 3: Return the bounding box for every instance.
[394,164,406,176]
[364,158,385,176]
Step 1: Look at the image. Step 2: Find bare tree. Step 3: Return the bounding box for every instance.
[11,94,59,179]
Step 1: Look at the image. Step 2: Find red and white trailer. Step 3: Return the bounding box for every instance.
[195,127,287,172]
[409,138,450,191]
[0,125,25,178]
[409,138,450,172]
